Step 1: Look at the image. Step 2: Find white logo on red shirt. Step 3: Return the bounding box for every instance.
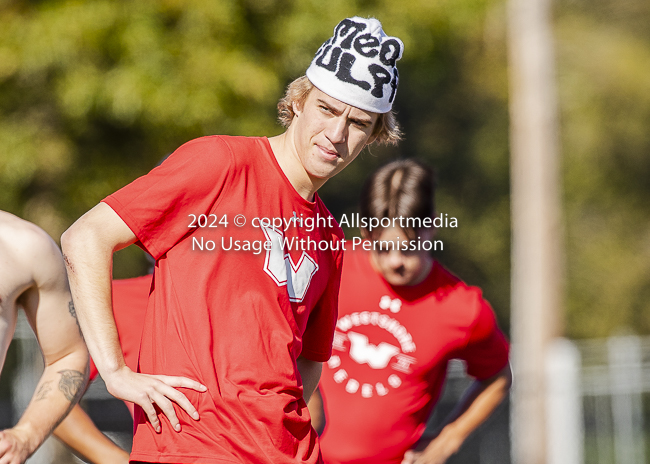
[262,225,319,303]
[328,296,417,399]
[347,332,400,369]
[379,295,402,313]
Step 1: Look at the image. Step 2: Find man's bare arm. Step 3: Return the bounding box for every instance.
[53,404,129,464]
[61,203,206,433]
[296,356,323,404]
[0,225,89,464]
[402,364,512,464]
[306,388,326,435]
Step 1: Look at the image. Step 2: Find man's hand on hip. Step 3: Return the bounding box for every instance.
[105,366,207,433]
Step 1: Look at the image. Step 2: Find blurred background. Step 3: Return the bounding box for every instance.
[0,0,649,462]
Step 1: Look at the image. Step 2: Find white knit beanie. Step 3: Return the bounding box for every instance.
[306,17,404,114]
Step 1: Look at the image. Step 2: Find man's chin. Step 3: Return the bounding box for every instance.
[384,275,409,286]
[306,162,342,181]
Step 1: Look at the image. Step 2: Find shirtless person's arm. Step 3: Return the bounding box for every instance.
[61,203,206,433]
[0,217,89,464]
[53,404,129,464]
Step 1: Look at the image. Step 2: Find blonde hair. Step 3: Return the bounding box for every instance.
[277,76,402,146]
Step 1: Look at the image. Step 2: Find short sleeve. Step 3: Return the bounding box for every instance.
[102,136,233,259]
[456,297,510,380]
[300,249,344,362]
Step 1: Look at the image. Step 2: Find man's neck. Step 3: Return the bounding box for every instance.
[267,131,325,201]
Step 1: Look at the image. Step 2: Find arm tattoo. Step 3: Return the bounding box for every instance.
[34,380,53,401]
[42,367,89,435]
[68,300,83,336]
[58,370,85,402]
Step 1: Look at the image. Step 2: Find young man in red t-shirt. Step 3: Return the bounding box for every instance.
[61,17,404,464]
[311,160,512,464]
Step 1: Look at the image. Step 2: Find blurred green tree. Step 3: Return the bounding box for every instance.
[557,0,650,337]
[1,0,648,337]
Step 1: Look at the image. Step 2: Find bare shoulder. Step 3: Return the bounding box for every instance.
[0,211,66,285]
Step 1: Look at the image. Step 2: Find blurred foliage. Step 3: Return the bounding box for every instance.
[0,0,648,337]
[556,0,650,337]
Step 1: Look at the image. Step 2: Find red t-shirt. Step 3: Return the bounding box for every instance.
[318,249,509,464]
[102,136,344,464]
[89,275,152,417]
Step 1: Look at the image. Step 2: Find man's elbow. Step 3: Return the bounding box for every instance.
[297,356,323,374]
[61,215,103,269]
[480,363,512,392]
[490,363,513,395]
[501,363,513,390]
[62,203,136,263]
[61,222,83,264]
[47,344,90,382]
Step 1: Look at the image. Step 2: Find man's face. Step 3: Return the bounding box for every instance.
[292,86,379,181]
[369,227,433,287]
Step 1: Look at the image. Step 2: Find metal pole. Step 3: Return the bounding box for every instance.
[507,0,563,460]
[608,336,645,464]
[545,338,584,464]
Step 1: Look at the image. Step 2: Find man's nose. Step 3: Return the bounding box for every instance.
[325,116,348,145]
[387,249,404,268]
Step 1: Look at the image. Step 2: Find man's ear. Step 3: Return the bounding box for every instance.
[292,100,302,117]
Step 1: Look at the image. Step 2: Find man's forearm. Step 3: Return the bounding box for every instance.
[61,205,134,377]
[296,357,322,404]
[306,388,326,435]
[412,365,512,463]
[9,350,88,458]
[61,204,207,432]
[54,404,129,464]
[437,365,511,441]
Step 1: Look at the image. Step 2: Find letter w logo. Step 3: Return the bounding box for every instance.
[262,226,319,303]
[348,332,400,369]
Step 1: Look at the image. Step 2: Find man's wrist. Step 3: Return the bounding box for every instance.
[95,359,128,381]
[7,423,41,457]
[424,423,465,458]
[102,364,130,388]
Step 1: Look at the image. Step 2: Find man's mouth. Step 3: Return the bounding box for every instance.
[316,144,340,160]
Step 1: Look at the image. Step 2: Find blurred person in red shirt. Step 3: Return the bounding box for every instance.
[312,159,512,464]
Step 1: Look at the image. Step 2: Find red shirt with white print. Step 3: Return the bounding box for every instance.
[318,248,509,464]
[103,136,343,464]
